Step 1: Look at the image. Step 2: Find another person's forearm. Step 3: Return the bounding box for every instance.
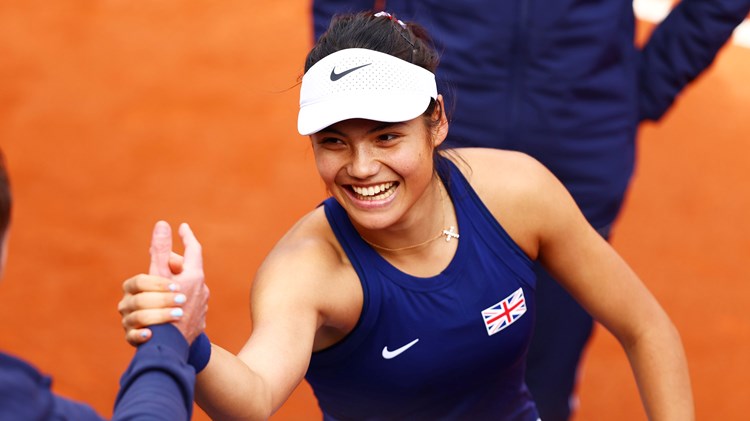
[114,324,194,420]
[195,344,273,421]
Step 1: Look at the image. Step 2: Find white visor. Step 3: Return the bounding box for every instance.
[298,48,438,136]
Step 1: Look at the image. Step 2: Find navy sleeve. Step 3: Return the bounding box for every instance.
[53,395,107,420]
[638,0,750,121]
[313,0,377,40]
[112,324,195,421]
[0,352,104,420]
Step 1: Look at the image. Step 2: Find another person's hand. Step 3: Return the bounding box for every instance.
[118,221,209,346]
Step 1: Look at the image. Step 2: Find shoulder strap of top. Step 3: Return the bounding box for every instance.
[322,197,373,277]
[439,154,533,269]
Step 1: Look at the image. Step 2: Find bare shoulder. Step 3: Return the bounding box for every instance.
[254,206,348,297]
[251,205,362,339]
[446,148,570,259]
[448,148,560,216]
[449,147,552,193]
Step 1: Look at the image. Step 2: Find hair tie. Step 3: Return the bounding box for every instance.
[373,11,416,61]
[374,11,407,29]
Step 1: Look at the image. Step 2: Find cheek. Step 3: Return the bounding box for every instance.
[389,147,431,179]
[314,153,339,187]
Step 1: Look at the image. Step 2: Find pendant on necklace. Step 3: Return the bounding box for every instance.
[442,226,459,242]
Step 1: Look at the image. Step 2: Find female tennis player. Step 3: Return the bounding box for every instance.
[119,11,693,420]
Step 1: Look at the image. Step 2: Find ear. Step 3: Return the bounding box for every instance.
[431,94,449,148]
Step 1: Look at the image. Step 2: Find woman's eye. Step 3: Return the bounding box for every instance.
[318,137,343,145]
[377,133,397,142]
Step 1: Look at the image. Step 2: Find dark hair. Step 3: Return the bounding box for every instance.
[305,11,440,73]
[0,150,12,238]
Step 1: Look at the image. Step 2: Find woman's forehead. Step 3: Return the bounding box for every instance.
[316,118,418,136]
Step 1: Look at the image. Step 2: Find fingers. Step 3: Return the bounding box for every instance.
[122,308,186,331]
[125,328,152,346]
[118,291,188,315]
[178,223,203,273]
[121,221,206,347]
[122,273,180,295]
[149,220,173,277]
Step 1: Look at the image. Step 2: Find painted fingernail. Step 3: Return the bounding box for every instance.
[168,283,179,292]
[170,308,184,318]
[140,331,149,338]
[174,293,187,304]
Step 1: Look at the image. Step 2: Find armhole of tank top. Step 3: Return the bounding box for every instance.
[309,199,379,365]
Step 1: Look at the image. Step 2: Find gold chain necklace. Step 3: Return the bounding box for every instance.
[360,182,459,252]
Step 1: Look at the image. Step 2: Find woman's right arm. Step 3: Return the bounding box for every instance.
[193,235,343,419]
[121,224,340,420]
[190,343,275,420]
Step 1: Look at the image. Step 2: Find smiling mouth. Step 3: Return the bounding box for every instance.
[349,182,398,201]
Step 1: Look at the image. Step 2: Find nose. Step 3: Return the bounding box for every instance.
[347,144,380,179]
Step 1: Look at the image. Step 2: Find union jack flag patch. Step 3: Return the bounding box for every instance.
[481,288,527,336]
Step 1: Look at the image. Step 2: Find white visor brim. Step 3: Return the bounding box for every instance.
[298,48,437,136]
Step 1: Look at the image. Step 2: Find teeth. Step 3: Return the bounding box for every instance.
[352,182,393,197]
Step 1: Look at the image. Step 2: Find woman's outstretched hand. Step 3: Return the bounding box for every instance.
[118,221,210,346]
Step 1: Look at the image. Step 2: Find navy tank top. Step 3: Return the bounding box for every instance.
[306,158,540,420]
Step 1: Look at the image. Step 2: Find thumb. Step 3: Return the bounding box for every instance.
[149,220,173,277]
[168,251,185,275]
[178,223,203,273]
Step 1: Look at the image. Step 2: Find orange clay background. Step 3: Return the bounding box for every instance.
[0,1,748,420]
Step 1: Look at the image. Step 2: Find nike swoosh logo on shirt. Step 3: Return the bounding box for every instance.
[330,63,371,81]
[382,338,419,359]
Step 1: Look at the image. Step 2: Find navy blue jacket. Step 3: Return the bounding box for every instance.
[312,0,750,229]
[0,324,195,420]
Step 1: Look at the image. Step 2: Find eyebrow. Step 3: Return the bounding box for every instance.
[367,122,402,134]
[319,122,404,137]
